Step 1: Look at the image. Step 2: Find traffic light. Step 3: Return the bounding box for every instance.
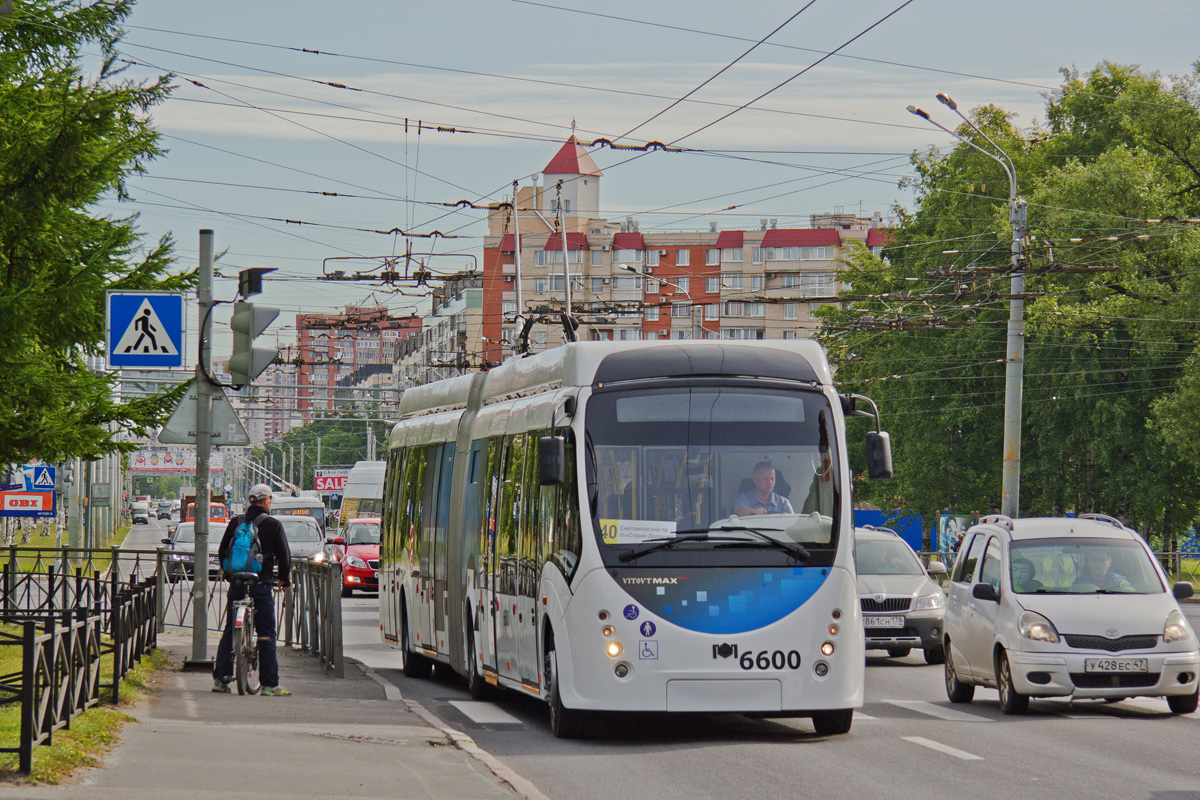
[228,301,279,385]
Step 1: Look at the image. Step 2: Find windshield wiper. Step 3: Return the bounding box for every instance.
[619,527,811,563]
[618,533,711,563]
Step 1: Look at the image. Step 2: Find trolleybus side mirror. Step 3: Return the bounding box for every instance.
[865,431,893,480]
[539,436,565,486]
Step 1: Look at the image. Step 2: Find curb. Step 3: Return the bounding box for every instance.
[354,659,552,800]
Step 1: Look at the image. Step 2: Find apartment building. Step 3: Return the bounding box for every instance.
[480,136,890,362]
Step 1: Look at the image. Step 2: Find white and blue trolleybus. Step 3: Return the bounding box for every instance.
[379,340,892,737]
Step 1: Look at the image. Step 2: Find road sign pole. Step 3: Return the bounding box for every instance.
[190,230,214,668]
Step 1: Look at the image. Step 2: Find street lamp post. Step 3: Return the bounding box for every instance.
[908,96,1027,518]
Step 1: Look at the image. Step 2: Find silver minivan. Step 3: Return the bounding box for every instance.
[943,514,1199,714]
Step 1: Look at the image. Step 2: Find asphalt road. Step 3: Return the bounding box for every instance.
[340,594,1200,800]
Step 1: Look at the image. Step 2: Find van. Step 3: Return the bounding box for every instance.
[337,461,385,538]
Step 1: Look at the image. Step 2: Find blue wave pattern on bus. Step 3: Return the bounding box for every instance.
[618,567,829,635]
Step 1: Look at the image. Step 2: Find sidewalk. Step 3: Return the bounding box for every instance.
[0,633,521,800]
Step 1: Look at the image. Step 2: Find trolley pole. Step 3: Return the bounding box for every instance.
[191,229,214,667]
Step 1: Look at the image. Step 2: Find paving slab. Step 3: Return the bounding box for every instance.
[0,633,518,800]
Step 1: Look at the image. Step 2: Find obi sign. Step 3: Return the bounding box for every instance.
[314,468,349,494]
[0,464,56,518]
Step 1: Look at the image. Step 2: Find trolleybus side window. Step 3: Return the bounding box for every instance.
[520,432,541,598]
[463,442,486,582]
[402,447,426,561]
[543,429,581,580]
[420,444,441,580]
[498,435,526,596]
[434,443,455,582]
[479,437,505,593]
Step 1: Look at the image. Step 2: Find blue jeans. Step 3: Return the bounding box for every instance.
[213,582,279,688]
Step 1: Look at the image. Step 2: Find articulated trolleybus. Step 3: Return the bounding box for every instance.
[379,340,892,737]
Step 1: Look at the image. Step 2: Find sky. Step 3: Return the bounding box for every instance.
[91,0,1200,360]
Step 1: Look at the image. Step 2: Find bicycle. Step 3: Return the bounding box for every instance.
[229,572,262,695]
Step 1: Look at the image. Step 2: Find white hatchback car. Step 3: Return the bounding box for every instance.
[943,514,1199,714]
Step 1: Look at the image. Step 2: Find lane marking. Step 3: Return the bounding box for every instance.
[885,700,993,722]
[903,736,984,761]
[449,701,523,725]
[854,711,878,720]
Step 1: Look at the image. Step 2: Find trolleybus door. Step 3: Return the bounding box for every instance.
[517,433,543,686]
[494,435,524,680]
[416,444,440,651]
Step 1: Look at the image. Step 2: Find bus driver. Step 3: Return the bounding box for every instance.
[734,462,795,516]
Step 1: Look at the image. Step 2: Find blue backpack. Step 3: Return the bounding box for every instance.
[222,515,264,576]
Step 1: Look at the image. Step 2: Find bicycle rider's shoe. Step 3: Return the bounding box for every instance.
[211,680,231,694]
[261,685,291,697]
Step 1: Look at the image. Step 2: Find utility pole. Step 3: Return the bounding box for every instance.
[300,442,305,490]
[908,95,1027,518]
[190,229,214,667]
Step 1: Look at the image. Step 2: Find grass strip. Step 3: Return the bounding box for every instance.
[0,626,168,784]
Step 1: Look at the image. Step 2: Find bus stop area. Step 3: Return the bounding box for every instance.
[0,632,523,800]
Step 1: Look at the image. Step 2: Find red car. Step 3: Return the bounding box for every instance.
[331,518,380,596]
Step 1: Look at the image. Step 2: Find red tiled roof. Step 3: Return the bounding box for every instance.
[543,232,590,250]
[866,228,893,247]
[760,228,841,247]
[498,234,516,252]
[543,136,603,176]
[612,232,644,250]
[715,230,744,248]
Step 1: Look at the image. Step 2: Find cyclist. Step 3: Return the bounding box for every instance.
[212,484,292,696]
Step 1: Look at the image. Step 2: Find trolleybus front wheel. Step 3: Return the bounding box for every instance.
[401,599,431,679]
[544,640,585,739]
[811,708,853,736]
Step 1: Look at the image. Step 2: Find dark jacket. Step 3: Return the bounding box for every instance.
[218,503,291,584]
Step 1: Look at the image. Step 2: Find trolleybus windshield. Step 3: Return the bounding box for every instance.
[586,385,840,568]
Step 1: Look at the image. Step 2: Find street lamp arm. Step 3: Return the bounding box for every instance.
[908,106,1016,201]
[935,93,1018,200]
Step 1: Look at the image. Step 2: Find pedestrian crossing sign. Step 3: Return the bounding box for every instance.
[106,291,185,368]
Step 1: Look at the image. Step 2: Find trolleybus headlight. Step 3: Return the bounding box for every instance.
[814,662,829,677]
[615,663,629,678]
[821,642,835,656]
[602,625,614,637]
[831,609,842,620]
[828,624,839,636]
[607,642,623,658]
[598,610,609,621]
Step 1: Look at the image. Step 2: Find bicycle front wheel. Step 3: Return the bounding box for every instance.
[235,615,262,696]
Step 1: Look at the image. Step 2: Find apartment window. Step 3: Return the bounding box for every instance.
[536,249,583,266]
[675,276,690,294]
[783,330,799,340]
[801,246,831,260]
[745,302,766,317]
[673,330,693,340]
[613,249,643,264]
[676,249,690,266]
[705,303,719,321]
[706,277,719,294]
[645,250,660,267]
[502,301,517,319]
[613,276,642,291]
[752,247,764,264]
[750,275,764,292]
[534,278,547,293]
[724,328,765,340]
[645,277,659,293]
[705,330,720,340]
[724,301,743,317]
[721,273,743,290]
[591,277,605,294]
[549,274,584,291]
[672,302,692,318]
[552,198,572,214]
[618,329,642,341]
[809,302,826,314]
[591,250,603,267]
[784,302,798,320]
[645,306,659,321]
[706,248,720,266]
[532,330,547,346]
[801,272,833,297]
[780,275,799,289]
[721,248,743,263]
[765,247,801,261]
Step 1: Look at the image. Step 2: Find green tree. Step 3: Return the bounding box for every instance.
[0,0,191,465]
[822,62,1200,545]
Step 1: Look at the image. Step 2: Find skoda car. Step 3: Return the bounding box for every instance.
[855,526,948,663]
[943,514,1199,714]
[326,518,380,597]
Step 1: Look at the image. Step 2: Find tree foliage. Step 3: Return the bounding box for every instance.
[821,62,1200,545]
[0,0,192,465]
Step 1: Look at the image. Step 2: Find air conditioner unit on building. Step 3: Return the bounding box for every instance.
[504,276,513,282]
[658,250,668,256]
[643,267,653,275]
[601,244,612,251]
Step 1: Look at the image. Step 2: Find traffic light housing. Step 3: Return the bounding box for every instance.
[228,301,279,385]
